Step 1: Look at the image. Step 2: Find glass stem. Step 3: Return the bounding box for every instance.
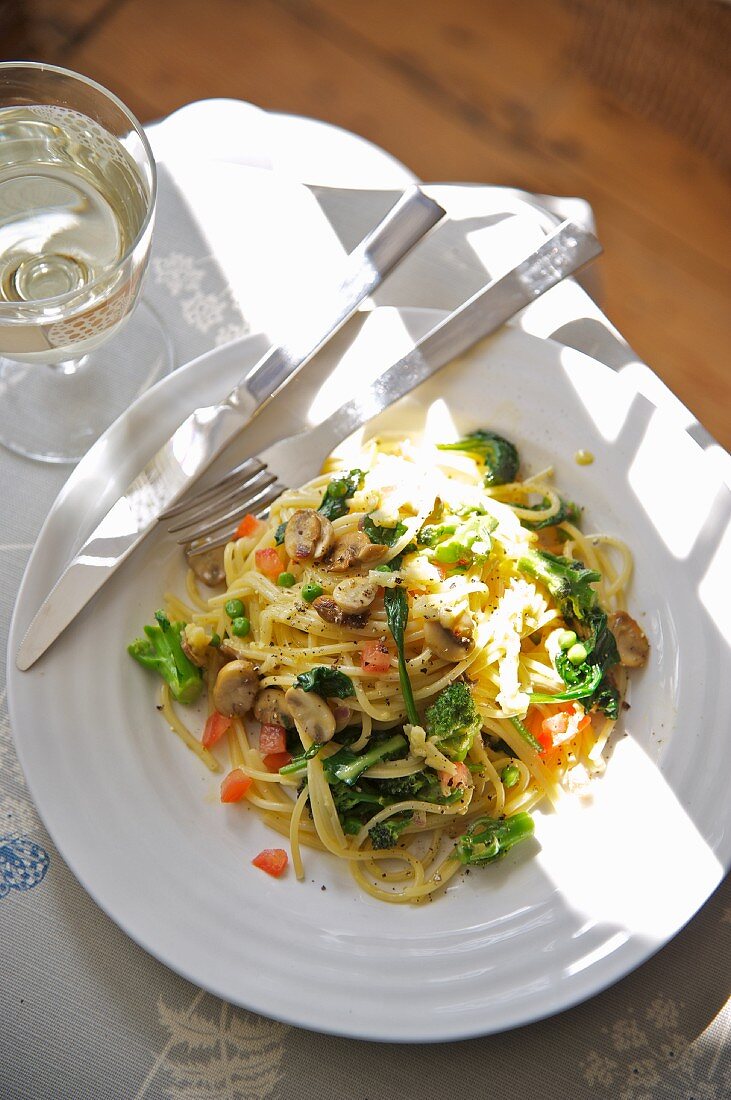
[51,355,89,377]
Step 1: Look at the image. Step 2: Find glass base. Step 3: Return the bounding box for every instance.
[0,301,173,464]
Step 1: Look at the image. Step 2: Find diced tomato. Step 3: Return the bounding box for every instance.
[252,848,288,877]
[536,727,554,754]
[576,712,591,732]
[259,722,287,754]
[220,767,253,802]
[524,707,544,739]
[262,751,292,772]
[360,639,391,674]
[439,761,473,796]
[255,547,283,578]
[201,711,232,749]
[234,513,262,539]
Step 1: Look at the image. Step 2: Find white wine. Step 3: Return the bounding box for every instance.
[0,104,150,361]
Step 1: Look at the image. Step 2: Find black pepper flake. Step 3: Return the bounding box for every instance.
[321,885,326,891]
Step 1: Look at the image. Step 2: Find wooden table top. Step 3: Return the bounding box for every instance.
[8,0,731,448]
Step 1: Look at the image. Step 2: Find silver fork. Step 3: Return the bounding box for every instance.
[162,219,601,559]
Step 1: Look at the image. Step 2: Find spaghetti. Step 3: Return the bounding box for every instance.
[131,430,647,903]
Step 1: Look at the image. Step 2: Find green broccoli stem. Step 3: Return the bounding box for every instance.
[279,743,322,775]
[329,733,407,786]
[455,811,535,866]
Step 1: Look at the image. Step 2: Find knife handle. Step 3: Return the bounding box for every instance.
[227,186,445,415]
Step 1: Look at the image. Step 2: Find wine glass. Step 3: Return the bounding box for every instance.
[0,62,172,463]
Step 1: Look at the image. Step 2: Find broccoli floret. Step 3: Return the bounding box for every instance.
[438,430,519,486]
[323,733,407,787]
[517,549,600,622]
[424,681,482,762]
[375,773,425,799]
[326,757,461,837]
[128,611,203,704]
[430,515,498,567]
[454,812,534,866]
[330,782,383,835]
[368,815,412,850]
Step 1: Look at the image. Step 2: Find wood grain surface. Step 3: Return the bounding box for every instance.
[8,0,731,446]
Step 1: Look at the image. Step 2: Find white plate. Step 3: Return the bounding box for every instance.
[8,308,731,1042]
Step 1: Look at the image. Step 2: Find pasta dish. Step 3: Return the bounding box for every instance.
[129,429,648,903]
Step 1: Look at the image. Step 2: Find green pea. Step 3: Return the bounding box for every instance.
[301,583,323,603]
[225,598,245,618]
[567,642,588,665]
[558,629,577,650]
[277,572,296,588]
[374,564,392,573]
[209,632,221,648]
[501,763,520,789]
[231,617,250,637]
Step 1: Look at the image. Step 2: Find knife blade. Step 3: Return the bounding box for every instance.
[15,186,445,671]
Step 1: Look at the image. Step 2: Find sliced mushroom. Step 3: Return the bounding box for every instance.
[219,636,247,660]
[312,595,370,630]
[332,576,379,614]
[284,509,335,562]
[424,610,475,662]
[328,531,388,572]
[329,702,352,734]
[182,623,220,668]
[187,544,226,586]
[212,659,259,717]
[181,629,208,668]
[284,686,336,744]
[608,611,649,669]
[253,687,293,728]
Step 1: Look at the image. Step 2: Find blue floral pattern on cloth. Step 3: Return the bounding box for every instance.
[0,835,49,898]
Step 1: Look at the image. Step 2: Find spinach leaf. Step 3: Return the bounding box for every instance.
[384,587,419,725]
[294,665,355,699]
[362,515,407,546]
[317,469,365,521]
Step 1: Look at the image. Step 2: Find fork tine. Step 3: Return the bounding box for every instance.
[184,483,287,554]
[160,457,266,522]
[167,467,277,535]
[176,478,284,545]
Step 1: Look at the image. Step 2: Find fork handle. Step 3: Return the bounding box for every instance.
[307,220,601,456]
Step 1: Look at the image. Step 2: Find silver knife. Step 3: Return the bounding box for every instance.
[15,186,444,670]
[17,218,600,670]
